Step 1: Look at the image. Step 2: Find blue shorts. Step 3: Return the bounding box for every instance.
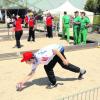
[60,47,64,53]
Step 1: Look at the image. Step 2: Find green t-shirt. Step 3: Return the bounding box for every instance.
[80,16,90,29]
[62,15,70,25]
[73,16,81,28]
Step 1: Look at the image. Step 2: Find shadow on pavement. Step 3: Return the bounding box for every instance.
[19,76,78,91]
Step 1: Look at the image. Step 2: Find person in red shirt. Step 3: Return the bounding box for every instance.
[14,16,23,48]
[17,15,22,24]
[28,15,35,42]
[46,13,53,38]
[24,15,28,28]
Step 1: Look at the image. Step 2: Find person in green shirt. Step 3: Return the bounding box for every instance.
[62,11,70,42]
[73,11,81,45]
[79,12,90,45]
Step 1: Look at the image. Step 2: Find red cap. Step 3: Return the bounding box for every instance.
[21,52,33,62]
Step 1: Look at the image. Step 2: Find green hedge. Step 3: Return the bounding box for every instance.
[93,15,100,25]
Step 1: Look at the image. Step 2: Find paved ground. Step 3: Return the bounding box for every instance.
[0,48,100,100]
[0,26,100,100]
[0,36,71,54]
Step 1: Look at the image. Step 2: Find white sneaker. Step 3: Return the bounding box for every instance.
[46,83,57,89]
[78,69,86,80]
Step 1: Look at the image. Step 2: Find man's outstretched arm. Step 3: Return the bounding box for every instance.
[18,69,35,85]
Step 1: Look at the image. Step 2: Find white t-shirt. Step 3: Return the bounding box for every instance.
[6,17,11,23]
[32,44,64,71]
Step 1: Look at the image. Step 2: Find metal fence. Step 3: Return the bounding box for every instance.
[59,86,100,100]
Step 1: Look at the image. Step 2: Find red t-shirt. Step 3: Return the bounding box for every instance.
[46,16,53,26]
[15,19,22,32]
[29,18,35,27]
[24,16,28,23]
[17,18,22,24]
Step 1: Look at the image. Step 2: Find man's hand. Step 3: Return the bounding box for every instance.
[16,70,35,91]
[53,49,69,65]
[16,82,26,91]
[63,59,69,65]
[73,21,80,25]
[86,24,92,28]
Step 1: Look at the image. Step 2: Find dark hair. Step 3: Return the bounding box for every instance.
[64,11,67,15]
[81,12,86,16]
[74,11,79,13]
[27,53,35,61]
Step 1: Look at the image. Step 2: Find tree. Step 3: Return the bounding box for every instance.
[84,0,94,12]
[84,0,100,13]
[96,0,100,13]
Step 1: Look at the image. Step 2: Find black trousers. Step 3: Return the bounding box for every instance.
[44,52,80,85]
[15,30,23,48]
[46,26,53,38]
[28,27,35,41]
[25,23,28,28]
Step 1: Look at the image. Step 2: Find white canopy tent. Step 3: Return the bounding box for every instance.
[44,0,94,34]
[44,0,93,15]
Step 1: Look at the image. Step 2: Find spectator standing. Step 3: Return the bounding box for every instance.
[62,12,70,42]
[6,16,11,28]
[14,16,23,48]
[24,15,28,28]
[73,11,81,45]
[79,12,90,45]
[28,15,35,42]
[46,13,53,38]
